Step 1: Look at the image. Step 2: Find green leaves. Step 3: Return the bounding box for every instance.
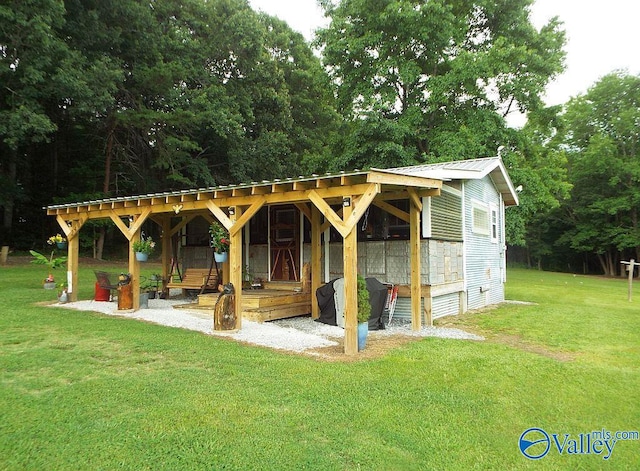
[317,0,566,164]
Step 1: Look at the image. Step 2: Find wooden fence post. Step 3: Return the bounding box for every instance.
[621,259,638,302]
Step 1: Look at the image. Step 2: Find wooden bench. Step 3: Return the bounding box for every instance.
[167,268,218,295]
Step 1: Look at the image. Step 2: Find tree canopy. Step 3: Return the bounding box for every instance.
[316,0,566,167]
[0,0,339,247]
[559,71,640,275]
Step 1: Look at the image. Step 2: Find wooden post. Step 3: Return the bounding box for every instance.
[343,200,358,355]
[621,259,638,302]
[161,216,171,295]
[230,206,243,329]
[311,206,322,319]
[0,246,8,265]
[67,231,79,302]
[56,215,87,303]
[409,190,422,330]
[129,229,141,310]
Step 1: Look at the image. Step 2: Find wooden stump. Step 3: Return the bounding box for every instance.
[214,293,237,331]
[117,283,133,310]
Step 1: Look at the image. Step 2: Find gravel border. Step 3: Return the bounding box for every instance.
[50,298,484,352]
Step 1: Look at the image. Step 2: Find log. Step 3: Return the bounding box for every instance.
[214,293,237,331]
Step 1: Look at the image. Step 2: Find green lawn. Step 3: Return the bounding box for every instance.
[1,263,639,470]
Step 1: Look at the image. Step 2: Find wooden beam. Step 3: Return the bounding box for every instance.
[230,206,243,330]
[368,170,442,189]
[128,207,152,236]
[410,197,422,330]
[229,199,264,236]
[161,217,171,296]
[294,203,312,222]
[372,199,410,223]
[311,206,322,319]
[407,188,422,212]
[129,229,141,311]
[109,212,133,240]
[342,183,379,233]
[343,203,358,355]
[308,190,349,238]
[206,200,233,231]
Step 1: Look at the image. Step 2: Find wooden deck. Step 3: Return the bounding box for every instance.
[179,283,312,322]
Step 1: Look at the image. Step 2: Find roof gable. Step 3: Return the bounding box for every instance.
[380,157,519,206]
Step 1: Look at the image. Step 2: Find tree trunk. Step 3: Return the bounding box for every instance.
[96,119,116,260]
[2,149,17,234]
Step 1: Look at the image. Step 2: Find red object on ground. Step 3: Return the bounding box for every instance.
[95,281,110,301]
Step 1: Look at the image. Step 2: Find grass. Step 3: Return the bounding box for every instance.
[1,262,639,470]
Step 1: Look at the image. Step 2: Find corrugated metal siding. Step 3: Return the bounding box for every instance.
[390,293,461,321]
[432,293,461,318]
[389,297,421,321]
[463,178,505,310]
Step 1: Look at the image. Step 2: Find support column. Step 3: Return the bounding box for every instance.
[161,217,171,294]
[230,206,243,329]
[343,201,358,355]
[311,206,322,319]
[56,215,86,303]
[129,230,141,310]
[410,191,422,330]
[67,231,80,302]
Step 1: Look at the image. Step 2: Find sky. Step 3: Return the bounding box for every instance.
[248,0,640,108]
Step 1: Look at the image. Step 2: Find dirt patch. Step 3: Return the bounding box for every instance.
[304,334,422,362]
[436,313,575,362]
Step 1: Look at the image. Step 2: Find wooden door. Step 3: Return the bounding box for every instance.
[270,206,299,281]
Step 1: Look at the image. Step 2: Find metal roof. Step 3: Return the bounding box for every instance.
[382,156,519,206]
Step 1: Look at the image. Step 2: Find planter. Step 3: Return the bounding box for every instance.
[139,292,149,309]
[58,291,69,303]
[358,322,369,351]
[56,242,67,250]
[214,251,228,263]
[135,252,149,262]
[43,281,57,290]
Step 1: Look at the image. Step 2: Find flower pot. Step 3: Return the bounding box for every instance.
[56,242,67,250]
[43,281,57,290]
[358,322,369,351]
[135,252,148,262]
[214,251,228,263]
[139,292,149,309]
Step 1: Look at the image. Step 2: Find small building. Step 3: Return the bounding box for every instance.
[46,156,518,354]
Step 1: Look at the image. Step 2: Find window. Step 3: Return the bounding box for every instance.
[472,201,490,236]
[427,186,463,240]
[490,205,499,243]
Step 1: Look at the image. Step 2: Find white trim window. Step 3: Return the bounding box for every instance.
[472,201,490,236]
[490,204,499,243]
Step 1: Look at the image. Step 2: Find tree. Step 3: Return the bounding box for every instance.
[505,106,572,267]
[561,72,640,276]
[316,0,565,166]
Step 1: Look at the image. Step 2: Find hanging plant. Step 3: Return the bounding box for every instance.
[209,222,230,254]
[132,235,156,255]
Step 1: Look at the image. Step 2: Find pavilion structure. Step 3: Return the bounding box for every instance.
[47,169,442,354]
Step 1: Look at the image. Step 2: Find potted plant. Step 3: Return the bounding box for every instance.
[29,249,68,289]
[209,221,230,263]
[57,282,69,303]
[47,233,67,250]
[132,235,155,262]
[357,274,371,351]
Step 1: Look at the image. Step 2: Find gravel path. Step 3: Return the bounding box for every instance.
[50,298,483,353]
